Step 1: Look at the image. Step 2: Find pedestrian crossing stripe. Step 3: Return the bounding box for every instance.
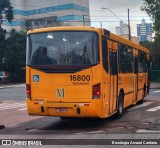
[152,90,160,93]
[147,106,160,112]
[0,84,25,89]
[0,103,26,111]
[127,102,153,111]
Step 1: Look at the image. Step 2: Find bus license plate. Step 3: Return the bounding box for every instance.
[55,108,67,113]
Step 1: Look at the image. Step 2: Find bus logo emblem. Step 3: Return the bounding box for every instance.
[56,88,65,98]
[33,75,39,82]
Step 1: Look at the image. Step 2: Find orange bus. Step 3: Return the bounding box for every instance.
[26,26,150,118]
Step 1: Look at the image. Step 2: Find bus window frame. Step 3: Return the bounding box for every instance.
[118,43,133,74]
[26,30,100,70]
[102,38,109,73]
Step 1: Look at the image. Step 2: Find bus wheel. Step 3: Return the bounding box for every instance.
[115,93,124,119]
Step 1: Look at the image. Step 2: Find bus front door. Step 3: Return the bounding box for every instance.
[109,51,118,114]
[133,56,138,102]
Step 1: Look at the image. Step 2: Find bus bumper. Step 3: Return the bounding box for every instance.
[26,98,102,118]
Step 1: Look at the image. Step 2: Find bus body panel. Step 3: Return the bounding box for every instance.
[30,68,93,100]
[26,64,104,118]
[118,73,134,108]
[26,98,102,117]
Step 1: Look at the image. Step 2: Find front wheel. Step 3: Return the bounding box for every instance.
[115,93,124,119]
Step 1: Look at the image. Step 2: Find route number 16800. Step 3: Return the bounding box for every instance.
[69,75,90,81]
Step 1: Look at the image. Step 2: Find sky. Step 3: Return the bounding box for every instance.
[89,0,152,36]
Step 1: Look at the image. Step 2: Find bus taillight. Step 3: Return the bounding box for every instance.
[26,84,31,99]
[93,83,101,99]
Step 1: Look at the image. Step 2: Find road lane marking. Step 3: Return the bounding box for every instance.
[0,105,26,110]
[147,106,160,112]
[0,84,25,89]
[128,102,153,111]
[18,108,27,111]
[0,106,26,110]
[152,90,160,93]
[0,103,26,109]
[136,129,160,133]
[0,103,25,106]
[75,130,106,134]
[0,103,26,110]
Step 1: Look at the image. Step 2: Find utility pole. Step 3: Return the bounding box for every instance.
[128,9,131,41]
[100,21,102,28]
[83,15,85,26]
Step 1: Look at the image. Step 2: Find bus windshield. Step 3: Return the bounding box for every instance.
[27,31,99,67]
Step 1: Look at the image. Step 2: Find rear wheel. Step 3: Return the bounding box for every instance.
[115,93,124,119]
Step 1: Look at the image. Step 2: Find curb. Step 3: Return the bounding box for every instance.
[0,125,5,130]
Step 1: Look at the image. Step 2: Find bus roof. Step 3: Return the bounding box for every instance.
[108,31,149,54]
[27,26,149,54]
[27,26,101,34]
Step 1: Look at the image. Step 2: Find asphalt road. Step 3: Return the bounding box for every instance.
[0,84,160,147]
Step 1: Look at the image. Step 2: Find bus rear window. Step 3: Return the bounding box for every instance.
[26,31,99,67]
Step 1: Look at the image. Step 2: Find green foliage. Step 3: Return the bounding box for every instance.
[0,0,13,26]
[0,27,6,70]
[141,0,160,34]
[0,0,13,71]
[141,0,160,67]
[150,65,160,82]
[3,29,26,82]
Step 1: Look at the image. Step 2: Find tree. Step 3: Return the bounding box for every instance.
[0,27,6,70]
[141,0,160,34]
[0,0,13,26]
[3,29,26,82]
[0,0,13,69]
[141,0,160,66]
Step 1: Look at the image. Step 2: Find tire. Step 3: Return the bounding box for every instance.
[115,93,124,119]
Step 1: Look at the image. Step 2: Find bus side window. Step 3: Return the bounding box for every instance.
[102,39,108,73]
[134,57,138,74]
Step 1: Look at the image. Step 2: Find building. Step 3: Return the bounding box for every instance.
[116,21,129,36]
[2,0,90,31]
[116,21,139,44]
[137,19,152,42]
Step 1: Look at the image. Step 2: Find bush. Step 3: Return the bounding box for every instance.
[150,65,160,82]
[3,29,26,82]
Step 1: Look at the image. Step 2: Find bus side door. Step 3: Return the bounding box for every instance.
[108,40,118,114]
[133,55,138,102]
